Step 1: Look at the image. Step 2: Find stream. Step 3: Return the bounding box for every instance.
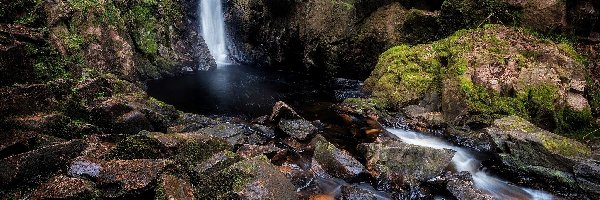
[388,128,555,200]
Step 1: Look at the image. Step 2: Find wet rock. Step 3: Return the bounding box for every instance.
[358,140,455,190]
[312,135,365,181]
[278,162,316,189]
[251,124,276,139]
[237,144,281,159]
[195,155,298,199]
[168,113,219,133]
[574,159,600,199]
[485,116,591,192]
[339,185,378,200]
[198,123,258,145]
[30,175,97,200]
[445,172,493,200]
[403,105,446,128]
[279,119,318,140]
[107,131,232,171]
[0,139,86,186]
[269,101,302,122]
[97,159,170,198]
[192,150,239,175]
[156,174,195,200]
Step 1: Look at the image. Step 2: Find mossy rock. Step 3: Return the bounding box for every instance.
[365,25,592,134]
[194,155,298,200]
[106,131,233,171]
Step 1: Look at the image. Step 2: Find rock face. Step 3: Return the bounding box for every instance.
[224,0,441,78]
[485,116,591,193]
[30,175,97,200]
[365,25,593,132]
[279,119,317,140]
[358,140,455,190]
[0,0,215,86]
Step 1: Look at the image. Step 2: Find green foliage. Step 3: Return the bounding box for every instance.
[439,0,521,36]
[128,5,159,55]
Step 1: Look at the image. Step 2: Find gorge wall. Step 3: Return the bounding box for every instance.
[0,0,215,86]
[224,0,600,79]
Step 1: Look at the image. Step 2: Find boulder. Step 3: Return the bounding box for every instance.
[198,123,263,145]
[312,135,365,181]
[30,175,97,200]
[107,131,232,171]
[365,25,592,131]
[573,159,600,199]
[339,185,379,200]
[358,140,455,190]
[485,116,591,192]
[195,155,298,200]
[97,159,171,198]
[279,119,317,140]
[156,174,195,200]
[0,139,86,186]
[269,101,302,122]
[445,172,493,200]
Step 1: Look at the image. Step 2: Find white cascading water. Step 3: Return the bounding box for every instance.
[200,0,228,64]
[387,128,555,200]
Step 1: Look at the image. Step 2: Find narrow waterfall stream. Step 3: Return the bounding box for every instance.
[387,128,555,200]
[200,0,228,64]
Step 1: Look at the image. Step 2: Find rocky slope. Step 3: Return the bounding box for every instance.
[0,0,215,86]
[224,0,600,78]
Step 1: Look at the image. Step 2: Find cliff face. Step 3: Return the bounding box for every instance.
[224,0,599,79]
[0,0,215,86]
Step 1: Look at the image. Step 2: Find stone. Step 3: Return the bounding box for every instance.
[30,175,97,200]
[279,119,317,140]
[574,159,600,199]
[97,159,170,198]
[339,185,378,200]
[446,172,493,200]
[0,139,86,186]
[358,140,455,189]
[312,135,365,181]
[485,116,590,192]
[195,156,298,200]
[156,174,195,200]
[269,101,302,122]
[237,144,281,159]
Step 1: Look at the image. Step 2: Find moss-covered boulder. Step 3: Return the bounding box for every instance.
[195,155,298,199]
[365,25,592,133]
[107,131,232,170]
[485,116,591,193]
[156,174,195,200]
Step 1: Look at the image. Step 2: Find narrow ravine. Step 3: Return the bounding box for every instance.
[388,128,555,200]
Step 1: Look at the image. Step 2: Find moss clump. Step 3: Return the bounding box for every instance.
[128,5,159,55]
[106,132,169,159]
[366,25,592,135]
[365,45,441,108]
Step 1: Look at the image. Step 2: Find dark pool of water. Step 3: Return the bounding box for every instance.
[146,64,364,117]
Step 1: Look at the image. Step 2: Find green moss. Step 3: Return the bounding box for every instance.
[439,0,521,36]
[106,133,168,159]
[128,5,159,55]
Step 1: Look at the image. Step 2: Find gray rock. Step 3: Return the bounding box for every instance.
[358,140,454,189]
[279,119,317,140]
[446,172,493,200]
[312,135,365,181]
[574,159,600,199]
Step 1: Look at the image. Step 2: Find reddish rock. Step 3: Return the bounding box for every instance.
[30,175,97,200]
[157,174,195,200]
[269,101,302,122]
[312,135,365,181]
[97,159,171,197]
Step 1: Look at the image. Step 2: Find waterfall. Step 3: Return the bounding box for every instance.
[200,0,228,64]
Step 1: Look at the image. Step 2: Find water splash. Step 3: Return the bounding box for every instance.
[200,0,228,64]
[388,128,554,200]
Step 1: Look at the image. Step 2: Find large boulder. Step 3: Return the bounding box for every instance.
[279,119,317,140]
[96,159,171,198]
[358,139,455,190]
[195,155,298,199]
[365,25,592,132]
[485,116,591,193]
[312,135,366,181]
[156,174,195,200]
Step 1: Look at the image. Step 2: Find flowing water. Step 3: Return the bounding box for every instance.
[387,128,555,200]
[200,0,228,64]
